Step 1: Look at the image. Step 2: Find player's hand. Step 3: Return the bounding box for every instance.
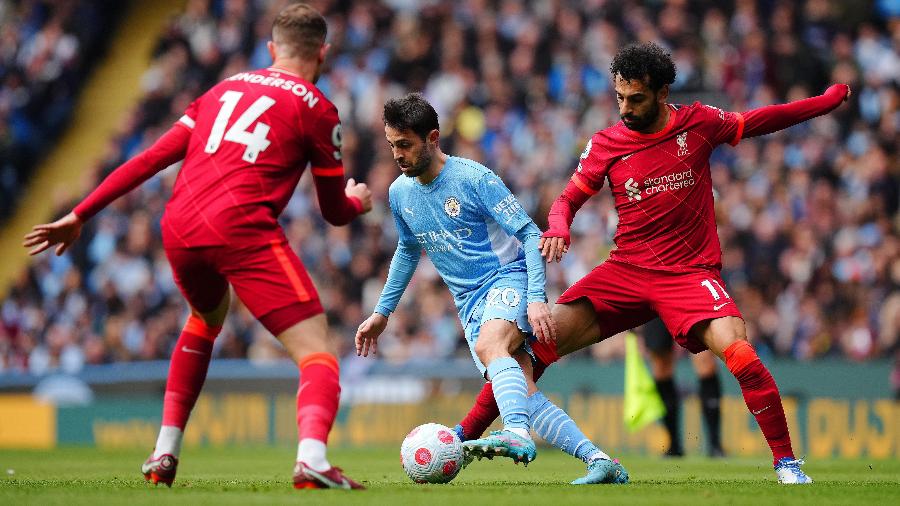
[355,312,388,357]
[539,236,569,263]
[23,211,83,256]
[826,83,851,102]
[527,302,557,344]
[345,178,373,213]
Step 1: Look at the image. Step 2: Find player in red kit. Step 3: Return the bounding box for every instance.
[452,42,850,484]
[23,4,369,490]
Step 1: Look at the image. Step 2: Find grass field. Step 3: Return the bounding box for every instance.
[1,446,897,505]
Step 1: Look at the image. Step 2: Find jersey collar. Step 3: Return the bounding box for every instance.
[621,104,678,140]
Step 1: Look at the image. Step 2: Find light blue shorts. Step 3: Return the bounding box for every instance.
[463,272,534,376]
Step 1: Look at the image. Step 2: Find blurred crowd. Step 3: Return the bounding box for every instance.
[0,0,122,220]
[1,0,898,385]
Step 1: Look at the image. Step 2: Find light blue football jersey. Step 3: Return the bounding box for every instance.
[387,156,534,326]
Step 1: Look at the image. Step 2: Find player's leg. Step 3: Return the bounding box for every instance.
[505,351,627,484]
[144,247,230,486]
[226,237,362,489]
[655,268,809,483]
[691,317,810,483]
[644,319,683,457]
[456,262,650,441]
[464,318,536,463]
[690,350,724,457]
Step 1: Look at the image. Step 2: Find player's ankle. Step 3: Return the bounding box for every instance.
[507,427,531,440]
[297,438,331,472]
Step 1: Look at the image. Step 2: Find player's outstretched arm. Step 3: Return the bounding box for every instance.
[23,124,191,256]
[513,222,557,343]
[741,84,851,139]
[541,177,590,263]
[72,124,191,221]
[357,237,420,357]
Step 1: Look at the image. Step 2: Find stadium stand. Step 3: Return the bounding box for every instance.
[0,1,897,388]
[0,0,123,221]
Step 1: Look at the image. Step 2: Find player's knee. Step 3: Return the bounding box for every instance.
[722,339,759,376]
[184,314,222,342]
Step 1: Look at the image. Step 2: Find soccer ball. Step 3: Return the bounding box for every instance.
[400,423,464,484]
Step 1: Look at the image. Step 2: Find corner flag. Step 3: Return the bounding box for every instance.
[623,332,666,432]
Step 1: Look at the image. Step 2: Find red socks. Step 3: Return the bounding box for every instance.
[296,352,341,443]
[724,340,794,465]
[458,355,553,440]
[162,315,220,428]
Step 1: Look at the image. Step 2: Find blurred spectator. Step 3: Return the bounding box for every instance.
[0,0,123,220]
[1,0,897,375]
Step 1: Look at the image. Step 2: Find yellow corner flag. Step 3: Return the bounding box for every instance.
[623,332,666,433]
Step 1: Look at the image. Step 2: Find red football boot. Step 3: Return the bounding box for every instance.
[292,461,364,490]
[142,452,178,487]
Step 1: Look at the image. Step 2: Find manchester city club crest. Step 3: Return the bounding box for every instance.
[444,196,461,217]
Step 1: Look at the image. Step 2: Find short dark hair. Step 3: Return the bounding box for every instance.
[609,42,677,92]
[272,3,327,59]
[382,93,440,140]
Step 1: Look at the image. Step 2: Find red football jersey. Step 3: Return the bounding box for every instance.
[572,102,744,271]
[161,67,343,247]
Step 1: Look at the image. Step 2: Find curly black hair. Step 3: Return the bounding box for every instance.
[609,42,677,92]
[383,93,440,140]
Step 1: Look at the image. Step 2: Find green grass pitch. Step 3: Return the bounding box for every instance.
[1,446,897,505]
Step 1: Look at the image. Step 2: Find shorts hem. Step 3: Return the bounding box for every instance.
[258,300,325,336]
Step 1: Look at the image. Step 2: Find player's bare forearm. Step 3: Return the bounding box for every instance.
[73,125,190,221]
[741,84,851,139]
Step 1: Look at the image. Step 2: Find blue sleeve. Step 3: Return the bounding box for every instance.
[375,190,422,316]
[514,222,547,304]
[476,172,532,236]
[374,243,420,317]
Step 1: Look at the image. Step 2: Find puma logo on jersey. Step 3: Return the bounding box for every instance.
[676,132,689,157]
[625,178,642,201]
[403,207,415,216]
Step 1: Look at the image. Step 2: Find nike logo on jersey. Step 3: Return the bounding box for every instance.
[713,302,731,311]
[621,153,633,160]
[181,346,206,355]
[751,405,771,416]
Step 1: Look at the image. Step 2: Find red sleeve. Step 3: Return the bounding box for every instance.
[306,103,362,225]
[73,124,191,220]
[696,103,745,147]
[544,136,605,245]
[740,84,849,139]
[307,103,344,177]
[544,177,592,246]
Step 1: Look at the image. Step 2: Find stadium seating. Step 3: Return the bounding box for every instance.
[1,0,897,379]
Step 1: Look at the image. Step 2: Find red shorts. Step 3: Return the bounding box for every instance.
[557,260,743,353]
[165,237,324,336]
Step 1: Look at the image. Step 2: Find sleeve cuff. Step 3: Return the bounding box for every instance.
[374,306,392,318]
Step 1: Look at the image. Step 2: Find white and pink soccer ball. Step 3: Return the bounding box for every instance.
[400,423,464,484]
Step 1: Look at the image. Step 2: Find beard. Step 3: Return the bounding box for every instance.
[621,100,660,132]
[400,148,432,178]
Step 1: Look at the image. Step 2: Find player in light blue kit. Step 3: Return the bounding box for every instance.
[355,93,627,484]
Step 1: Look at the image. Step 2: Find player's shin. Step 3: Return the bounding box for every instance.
[155,315,220,458]
[485,357,531,437]
[528,391,610,463]
[296,352,341,472]
[724,340,793,465]
[457,357,549,441]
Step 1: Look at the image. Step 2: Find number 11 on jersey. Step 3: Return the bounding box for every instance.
[205,90,275,163]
